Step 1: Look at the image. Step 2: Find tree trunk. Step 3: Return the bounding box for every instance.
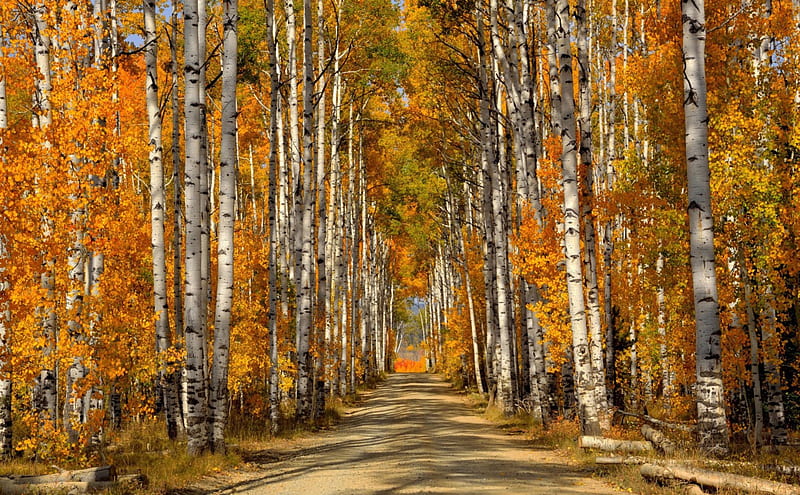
[144,0,180,442]
[640,464,800,495]
[603,0,618,409]
[295,0,316,420]
[552,0,601,436]
[574,0,608,421]
[183,0,209,455]
[743,276,764,448]
[681,0,729,456]
[762,287,787,445]
[209,0,238,452]
[265,0,281,435]
[32,0,58,427]
[0,61,10,456]
[579,436,654,453]
[286,0,301,291]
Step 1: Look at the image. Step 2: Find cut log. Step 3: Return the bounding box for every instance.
[0,466,128,494]
[579,436,654,453]
[0,480,105,494]
[640,463,800,495]
[8,465,115,484]
[641,424,676,456]
[595,455,649,465]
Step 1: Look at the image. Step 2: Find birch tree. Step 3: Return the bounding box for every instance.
[210,0,238,452]
[183,0,209,455]
[144,0,180,441]
[574,0,607,418]
[265,0,282,434]
[31,0,58,424]
[681,0,729,455]
[552,0,601,435]
[295,0,317,420]
[0,66,10,456]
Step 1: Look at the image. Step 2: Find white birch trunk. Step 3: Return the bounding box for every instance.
[286,0,302,290]
[574,0,608,420]
[197,0,211,389]
[0,70,9,455]
[210,0,238,452]
[295,0,316,420]
[144,0,180,440]
[265,0,281,434]
[553,0,601,435]
[183,0,209,455]
[682,0,729,455]
[603,0,618,405]
[31,3,58,425]
[315,0,330,414]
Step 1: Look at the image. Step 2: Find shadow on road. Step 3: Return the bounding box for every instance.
[177,374,621,495]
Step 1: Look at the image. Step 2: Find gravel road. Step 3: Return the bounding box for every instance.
[201,373,624,495]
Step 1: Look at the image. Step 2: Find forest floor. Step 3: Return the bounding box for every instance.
[175,373,625,495]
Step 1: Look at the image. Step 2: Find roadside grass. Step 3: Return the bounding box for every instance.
[1,388,366,495]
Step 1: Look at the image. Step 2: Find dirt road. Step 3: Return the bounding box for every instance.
[205,374,624,495]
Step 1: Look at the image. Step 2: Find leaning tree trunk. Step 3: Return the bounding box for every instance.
[144,0,180,441]
[183,0,209,456]
[552,0,601,436]
[682,0,730,456]
[209,0,238,452]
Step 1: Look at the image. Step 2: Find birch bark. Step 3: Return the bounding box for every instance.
[553,0,601,435]
[574,0,607,418]
[0,237,8,457]
[144,0,180,440]
[682,0,729,455]
[0,74,9,454]
[209,0,238,451]
[32,1,58,425]
[183,0,209,455]
[265,0,281,434]
[295,0,316,420]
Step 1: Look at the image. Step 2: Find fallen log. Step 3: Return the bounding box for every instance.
[8,465,115,484]
[0,480,105,494]
[641,424,676,456]
[579,436,654,453]
[640,463,800,495]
